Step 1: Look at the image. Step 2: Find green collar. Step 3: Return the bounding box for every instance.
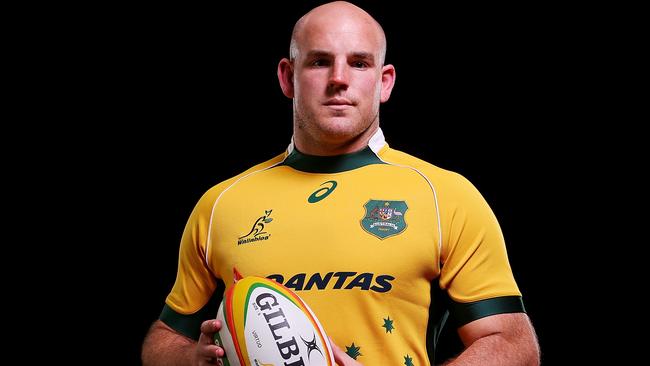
[282,146,385,173]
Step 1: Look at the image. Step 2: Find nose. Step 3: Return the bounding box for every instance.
[328,60,349,89]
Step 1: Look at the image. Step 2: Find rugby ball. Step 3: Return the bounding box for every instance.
[214,276,335,366]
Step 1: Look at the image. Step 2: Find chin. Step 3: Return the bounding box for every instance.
[297,109,369,141]
[318,118,358,134]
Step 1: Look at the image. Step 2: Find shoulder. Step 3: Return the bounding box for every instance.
[193,152,286,214]
[379,146,478,197]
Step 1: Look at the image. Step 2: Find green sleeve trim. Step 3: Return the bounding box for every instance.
[449,296,526,327]
[159,281,225,340]
[160,305,210,340]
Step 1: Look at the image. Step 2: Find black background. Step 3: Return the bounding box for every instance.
[57,1,609,364]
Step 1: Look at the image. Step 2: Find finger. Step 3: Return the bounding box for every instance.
[201,356,221,365]
[329,337,346,363]
[329,337,362,366]
[197,337,225,357]
[200,319,222,335]
[331,343,346,364]
[196,344,225,362]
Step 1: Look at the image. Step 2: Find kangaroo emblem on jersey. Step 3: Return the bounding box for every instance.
[238,209,273,245]
[361,200,408,239]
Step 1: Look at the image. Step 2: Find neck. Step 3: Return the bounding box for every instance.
[293,124,380,156]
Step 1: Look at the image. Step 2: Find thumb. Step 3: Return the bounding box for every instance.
[329,337,362,366]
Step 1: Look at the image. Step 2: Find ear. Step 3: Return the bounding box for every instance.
[379,64,396,103]
[277,58,294,98]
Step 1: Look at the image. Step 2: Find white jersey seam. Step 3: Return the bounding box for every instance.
[205,158,288,267]
[376,156,443,261]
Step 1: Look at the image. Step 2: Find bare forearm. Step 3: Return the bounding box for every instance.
[442,332,539,366]
[142,320,197,366]
[439,313,540,366]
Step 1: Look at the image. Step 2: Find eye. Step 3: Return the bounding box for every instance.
[352,61,369,69]
[311,59,330,67]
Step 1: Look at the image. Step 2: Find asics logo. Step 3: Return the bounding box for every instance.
[307,180,337,203]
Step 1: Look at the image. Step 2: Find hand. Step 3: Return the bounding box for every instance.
[196,319,225,365]
[330,337,364,366]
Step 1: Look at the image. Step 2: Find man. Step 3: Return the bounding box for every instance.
[142,1,540,365]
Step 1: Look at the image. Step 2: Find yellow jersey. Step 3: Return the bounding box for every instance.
[161,129,524,365]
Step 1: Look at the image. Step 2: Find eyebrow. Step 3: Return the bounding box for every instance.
[305,50,331,59]
[350,52,375,62]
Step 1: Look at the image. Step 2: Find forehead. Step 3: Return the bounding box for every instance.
[297,16,381,56]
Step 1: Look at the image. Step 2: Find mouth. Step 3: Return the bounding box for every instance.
[323,98,354,109]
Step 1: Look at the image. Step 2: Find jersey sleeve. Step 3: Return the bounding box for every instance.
[438,172,524,326]
[160,187,221,339]
[158,154,287,339]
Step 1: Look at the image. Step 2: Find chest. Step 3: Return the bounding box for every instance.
[208,166,441,288]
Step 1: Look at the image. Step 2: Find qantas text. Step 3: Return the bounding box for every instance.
[267,272,394,293]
